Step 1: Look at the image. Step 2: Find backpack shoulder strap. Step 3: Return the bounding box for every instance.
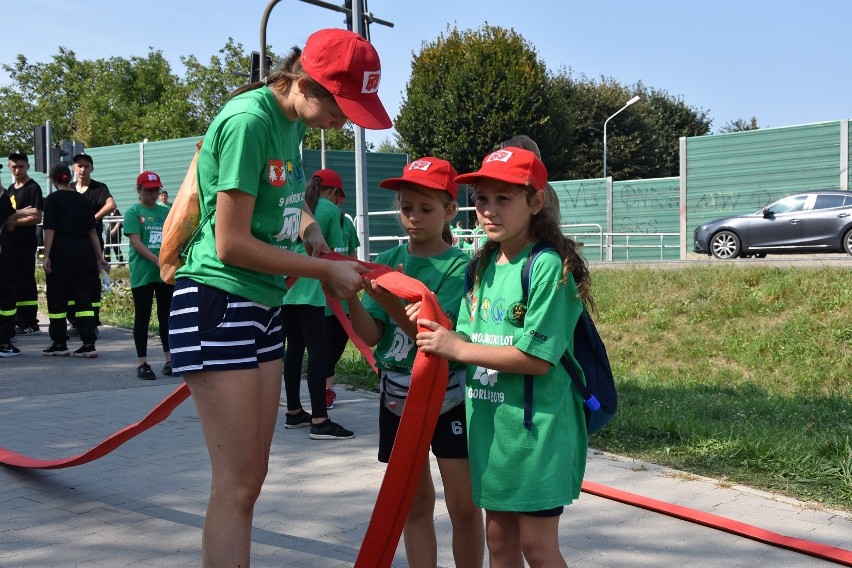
[522,241,555,430]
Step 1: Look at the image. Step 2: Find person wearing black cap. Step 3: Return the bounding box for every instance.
[71,152,115,327]
[5,151,44,336]
[0,183,39,356]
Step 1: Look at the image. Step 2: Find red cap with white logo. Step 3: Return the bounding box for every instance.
[136,171,163,189]
[301,29,392,130]
[380,157,459,200]
[454,147,548,191]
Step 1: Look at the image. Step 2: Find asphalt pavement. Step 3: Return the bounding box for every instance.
[1,322,850,567]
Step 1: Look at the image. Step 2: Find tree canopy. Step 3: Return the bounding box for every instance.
[0,40,368,158]
[395,25,712,181]
[4,29,719,182]
[394,25,573,177]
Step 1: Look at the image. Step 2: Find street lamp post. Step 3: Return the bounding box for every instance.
[603,95,640,179]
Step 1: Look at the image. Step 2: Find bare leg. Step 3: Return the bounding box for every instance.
[518,514,567,568]
[485,510,523,568]
[402,461,438,568]
[437,457,484,567]
[185,358,282,567]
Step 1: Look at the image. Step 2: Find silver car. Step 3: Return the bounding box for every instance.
[694,190,852,259]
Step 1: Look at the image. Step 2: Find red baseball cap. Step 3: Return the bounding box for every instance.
[379,157,459,200]
[301,29,392,130]
[136,171,163,189]
[454,147,548,191]
[312,169,344,192]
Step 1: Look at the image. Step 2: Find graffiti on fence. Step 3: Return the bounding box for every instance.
[617,183,679,210]
[615,216,660,234]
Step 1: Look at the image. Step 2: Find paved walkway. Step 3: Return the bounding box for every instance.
[1,324,850,567]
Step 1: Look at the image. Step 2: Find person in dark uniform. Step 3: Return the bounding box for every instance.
[71,152,115,327]
[41,163,110,357]
[5,151,44,335]
[0,189,18,356]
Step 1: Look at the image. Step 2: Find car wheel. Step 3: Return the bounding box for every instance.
[710,231,741,259]
[843,228,852,256]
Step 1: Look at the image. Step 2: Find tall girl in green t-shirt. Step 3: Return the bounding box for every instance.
[167,29,391,566]
[347,157,485,568]
[415,147,593,568]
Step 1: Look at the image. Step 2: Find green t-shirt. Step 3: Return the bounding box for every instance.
[176,85,308,306]
[339,213,360,256]
[456,243,588,511]
[363,245,469,374]
[124,202,169,288]
[283,197,344,307]
[324,213,361,317]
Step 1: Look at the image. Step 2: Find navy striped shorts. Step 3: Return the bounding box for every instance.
[168,278,283,375]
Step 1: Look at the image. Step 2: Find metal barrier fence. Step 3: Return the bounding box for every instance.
[366,209,679,262]
[34,214,681,265]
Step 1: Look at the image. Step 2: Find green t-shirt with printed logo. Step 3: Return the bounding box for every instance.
[363,245,469,374]
[456,243,587,511]
[124,203,169,288]
[283,197,344,307]
[324,213,361,317]
[176,85,307,306]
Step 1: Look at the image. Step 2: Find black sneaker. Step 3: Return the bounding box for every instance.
[17,325,41,336]
[137,363,156,380]
[284,409,312,429]
[0,344,21,357]
[161,362,173,376]
[309,419,355,440]
[43,343,70,357]
[72,344,98,358]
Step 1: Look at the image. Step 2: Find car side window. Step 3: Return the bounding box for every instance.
[813,194,847,210]
[768,195,807,214]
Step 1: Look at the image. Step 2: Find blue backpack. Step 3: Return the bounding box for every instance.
[466,242,617,434]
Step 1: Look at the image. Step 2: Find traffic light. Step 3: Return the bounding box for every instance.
[249,52,272,83]
[34,125,47,173]
[57,141,85,165]
[59,141,73,165]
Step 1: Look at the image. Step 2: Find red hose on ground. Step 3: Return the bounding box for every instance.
[581,481,851,566]
[0,384,190,469]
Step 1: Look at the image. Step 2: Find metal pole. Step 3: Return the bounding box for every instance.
[353,0,370,261]
[602,95,640,179]
[45,120,53,193]
[259,0,282,81]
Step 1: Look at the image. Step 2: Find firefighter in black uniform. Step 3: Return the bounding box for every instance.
[41,163,110,358]
[5,151,44,335]
[70,152,115,329]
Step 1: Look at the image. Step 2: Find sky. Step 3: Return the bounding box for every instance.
[3,0,850,148]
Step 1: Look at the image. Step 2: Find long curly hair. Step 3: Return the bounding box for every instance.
[470,135,594,310]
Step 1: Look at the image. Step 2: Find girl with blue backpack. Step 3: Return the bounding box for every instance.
[415,147,593,567]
